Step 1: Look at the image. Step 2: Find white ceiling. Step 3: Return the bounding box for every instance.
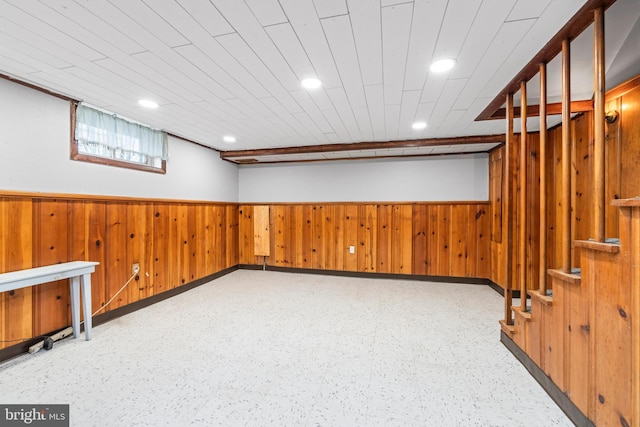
[1,0,639,154]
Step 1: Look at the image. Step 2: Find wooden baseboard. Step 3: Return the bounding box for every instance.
[238,263,490,284]
[500,331,595,427]
[237,264,502,289]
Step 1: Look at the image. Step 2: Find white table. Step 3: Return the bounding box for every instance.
[0,261,99,340]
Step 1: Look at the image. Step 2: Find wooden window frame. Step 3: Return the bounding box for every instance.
[70,102,167,174]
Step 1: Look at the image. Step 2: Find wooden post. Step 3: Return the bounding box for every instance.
[539,63,548,294]
[593,7,606,242]
[519,81,527,310]
[562,39,572,274]
[504,93,515,324]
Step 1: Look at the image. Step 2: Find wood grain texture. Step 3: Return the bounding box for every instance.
[237,202,490,279]
[0,196,237,348]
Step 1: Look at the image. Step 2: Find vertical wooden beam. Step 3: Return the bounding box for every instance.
[519,81,528,309]
[593,7,606,242]
[539,63,548,294]
[504,93,515,324]
[562,39,572,273]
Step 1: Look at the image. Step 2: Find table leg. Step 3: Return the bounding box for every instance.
[82,273,93,340]
[70,276,81,339]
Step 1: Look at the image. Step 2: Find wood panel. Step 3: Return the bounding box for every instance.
[0,196,237,350]
[33,199,71,335]
[238,202,490,280]
[620,86,640,199]
[377,204,392,273]
[253,205,270,257]
[0,198,33,349]
[412,204,428,275]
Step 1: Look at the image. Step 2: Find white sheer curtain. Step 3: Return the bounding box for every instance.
[75,104,168,166]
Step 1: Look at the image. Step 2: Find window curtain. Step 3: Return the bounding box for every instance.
[75,104,168,161]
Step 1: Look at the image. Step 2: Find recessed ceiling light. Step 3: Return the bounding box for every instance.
[301,77,322,90]
[430,58,456,73]
[223,135,236,143]
[138,99,158,108]
[412,121,427,130]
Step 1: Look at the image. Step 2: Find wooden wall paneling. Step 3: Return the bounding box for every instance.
[253,205,270,258]
[376,204,392,273]
[526,134,541,290]
[85,201,107,313]
[273,205,286,267]
[565,280,590,415]
[105,202,129,309]
[357,205,366,272]
[238,205,254,265]
[490,150,503,243]
[225,205,238,268]
[152,203,170,295]
[426,205,439,276]
[186,204,198,282]
[476,204,490,279]
[343,205,358,271]
[127,202,153,303]
[553,127,564,272]
[620,87,640,199]
[437,205,451,277]
[202,205,215,276]
[285,205,296,267]
[0,198,33,349]
[293,206,304,268]
[177,204,190,286]
[573,113,594,267]
[193,204,206,280]
[333,205,344,271]
[412,204,428,275]
[68,200,108,318]
[187,204,201,283]
[301,205,313,269]
[510,135,520,289]
[513,306,529,352]
[395,205,413,275]
[605,96,622,237]
[467,205,478,278]
[312,205,325,269]
[33,199,71,335]
[593,213,631,425]
[323,205,336,271]
[213,206,224,271]
[545,277,565,390]
[528,298,543,367]
[450,204,468,277]
[364,204,377,273]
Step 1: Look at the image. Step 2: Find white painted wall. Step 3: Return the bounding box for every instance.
[239,154,489,203]
[0,78,238,202]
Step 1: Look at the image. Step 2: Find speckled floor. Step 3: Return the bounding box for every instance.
[0,270,573,426]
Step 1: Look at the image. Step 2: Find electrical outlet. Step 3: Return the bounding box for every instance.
[349,246,355,254]
[132,263,140,275]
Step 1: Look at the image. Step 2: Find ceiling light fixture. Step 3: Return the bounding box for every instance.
[301,77,322,90]
[138,99,158,108]
[223,135,236,143]
[412,121,427,130]
[430,58,456,73]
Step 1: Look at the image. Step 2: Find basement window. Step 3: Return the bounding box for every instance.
[71,103,168,174]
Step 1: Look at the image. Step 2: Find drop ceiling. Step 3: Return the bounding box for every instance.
[0,0,638,163]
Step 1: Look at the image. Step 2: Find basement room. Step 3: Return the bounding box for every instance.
[0,0,639,426]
